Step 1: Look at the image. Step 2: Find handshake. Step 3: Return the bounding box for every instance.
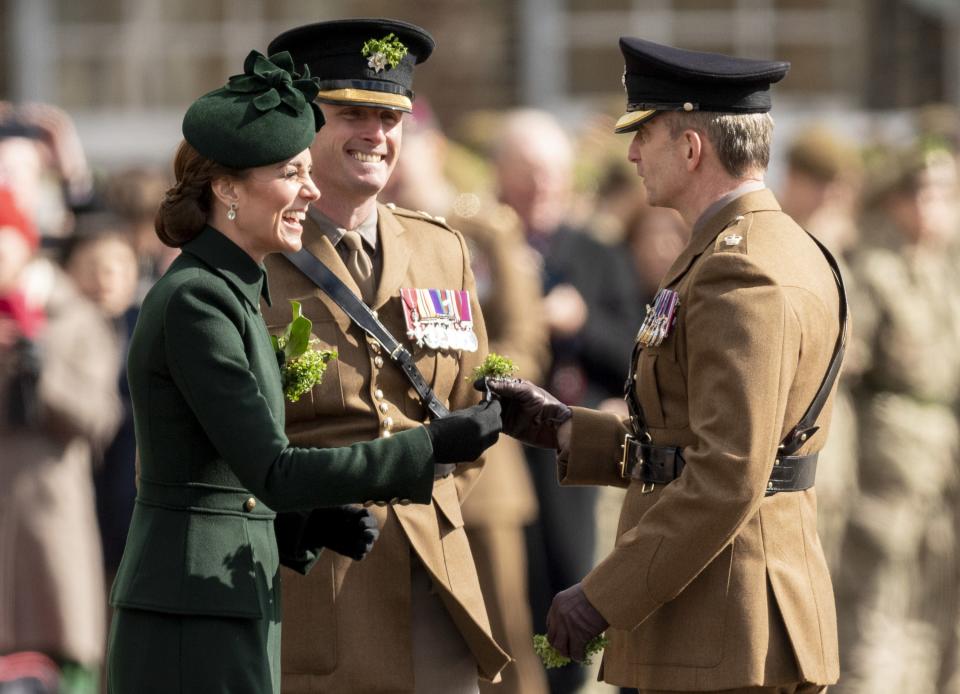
[424,376,573,471]
[316,378,571,562]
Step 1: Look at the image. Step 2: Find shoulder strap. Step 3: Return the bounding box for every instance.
[282,248,450,420]
[778,233,848,455]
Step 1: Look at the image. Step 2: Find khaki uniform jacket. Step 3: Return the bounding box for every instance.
[559,190,841,690]
[0,263,120,666]
[262,203,509,693]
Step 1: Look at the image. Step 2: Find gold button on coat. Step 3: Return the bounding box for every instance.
[374,356,384,368]
[379,403,389,413]
[382,416,394,429]
[374,389,384,400]
[244,497,257,512]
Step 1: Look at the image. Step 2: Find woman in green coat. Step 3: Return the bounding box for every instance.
[106,51,501,694]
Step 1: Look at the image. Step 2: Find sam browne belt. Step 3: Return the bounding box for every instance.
[621,231,846,496]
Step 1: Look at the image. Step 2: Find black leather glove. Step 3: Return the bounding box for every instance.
[547,582,609,662]
[425,399,502,465]
[307,505,380,561]
[475,378,571,449]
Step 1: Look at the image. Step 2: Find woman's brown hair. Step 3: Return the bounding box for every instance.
[155,141,245,247]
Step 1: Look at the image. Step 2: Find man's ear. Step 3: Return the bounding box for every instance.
[210,176,240,209]
[684,130,703,172]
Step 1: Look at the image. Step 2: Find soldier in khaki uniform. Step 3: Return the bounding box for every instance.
[834,145,960,694]
[485,38,842,693]
[382,108,551,694]
[261,19,509,693]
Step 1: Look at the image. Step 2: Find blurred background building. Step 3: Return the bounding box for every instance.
[1,0,959,166]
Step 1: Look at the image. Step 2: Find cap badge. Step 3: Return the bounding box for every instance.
[361,33,409,73]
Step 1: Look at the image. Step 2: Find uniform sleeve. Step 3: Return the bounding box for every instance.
[447,229,490,502]
[163,280,435,512]
[581,251,800,629]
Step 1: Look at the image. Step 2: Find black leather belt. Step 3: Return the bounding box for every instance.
[619,435,818,496]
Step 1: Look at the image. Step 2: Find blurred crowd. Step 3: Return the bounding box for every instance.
[1,95,959,694]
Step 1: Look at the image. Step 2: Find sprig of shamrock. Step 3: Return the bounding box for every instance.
[532,633,608,668]
[271,300,337,402]
[361,33,408,71]
[468,353,518,382]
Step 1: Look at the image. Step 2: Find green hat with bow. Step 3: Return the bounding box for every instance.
[182,50,322,169]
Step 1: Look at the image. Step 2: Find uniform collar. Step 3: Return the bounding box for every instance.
[181,226,272,310]
[309,206,379,253]
[661,187,782,288]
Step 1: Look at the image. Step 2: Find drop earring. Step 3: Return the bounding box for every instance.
[227,203,237,221]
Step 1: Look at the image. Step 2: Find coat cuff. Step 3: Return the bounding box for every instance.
[557,407,631,488]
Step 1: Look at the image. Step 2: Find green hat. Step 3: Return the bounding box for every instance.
[182,50,322,169]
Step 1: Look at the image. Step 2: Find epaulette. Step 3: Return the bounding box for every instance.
[713,213,752,254]
[384,202,455,232]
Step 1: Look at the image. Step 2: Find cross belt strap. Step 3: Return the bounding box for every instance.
[282,248,450,420]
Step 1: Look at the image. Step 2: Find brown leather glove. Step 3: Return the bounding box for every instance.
[476,378,572,449]
[546,582,609,662]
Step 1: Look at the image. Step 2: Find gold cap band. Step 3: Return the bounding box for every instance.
[614,109,656,134]
[316,88,412,112]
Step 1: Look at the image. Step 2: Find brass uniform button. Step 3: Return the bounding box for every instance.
[374,388,384,400]
[244,497,257,512]
[382,416,394,429]
[379,402,389,413]
[374,355,384,368]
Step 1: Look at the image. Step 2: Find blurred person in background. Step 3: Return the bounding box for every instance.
[60,217,140,583]
[0,103,94,241]
[835,141,960,694]
[779,125,864,572]
[103,168,179,300]
[0,186,121,694]
[622,201,688,305]
[382,101,550,694]
[494,108,643,694]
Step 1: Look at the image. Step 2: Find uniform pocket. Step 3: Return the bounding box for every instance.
[637,342,688,430]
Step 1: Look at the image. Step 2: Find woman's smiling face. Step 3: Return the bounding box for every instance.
[232,149,320,257]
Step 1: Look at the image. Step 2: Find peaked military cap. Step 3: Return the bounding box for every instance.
[615,37,790,134]
[182,50,322,169]
[268,18,434,113]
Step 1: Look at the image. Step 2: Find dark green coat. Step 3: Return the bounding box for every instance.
[107,227,435,693]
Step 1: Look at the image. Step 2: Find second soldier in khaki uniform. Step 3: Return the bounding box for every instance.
[262,19,509,694]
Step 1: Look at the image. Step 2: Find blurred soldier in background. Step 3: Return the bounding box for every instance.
[779,125,864,571]
[494,108,643,694]
[836,142,960,694]
[383,102,551,694]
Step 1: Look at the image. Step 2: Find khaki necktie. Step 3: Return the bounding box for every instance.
[341,230,375,303]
